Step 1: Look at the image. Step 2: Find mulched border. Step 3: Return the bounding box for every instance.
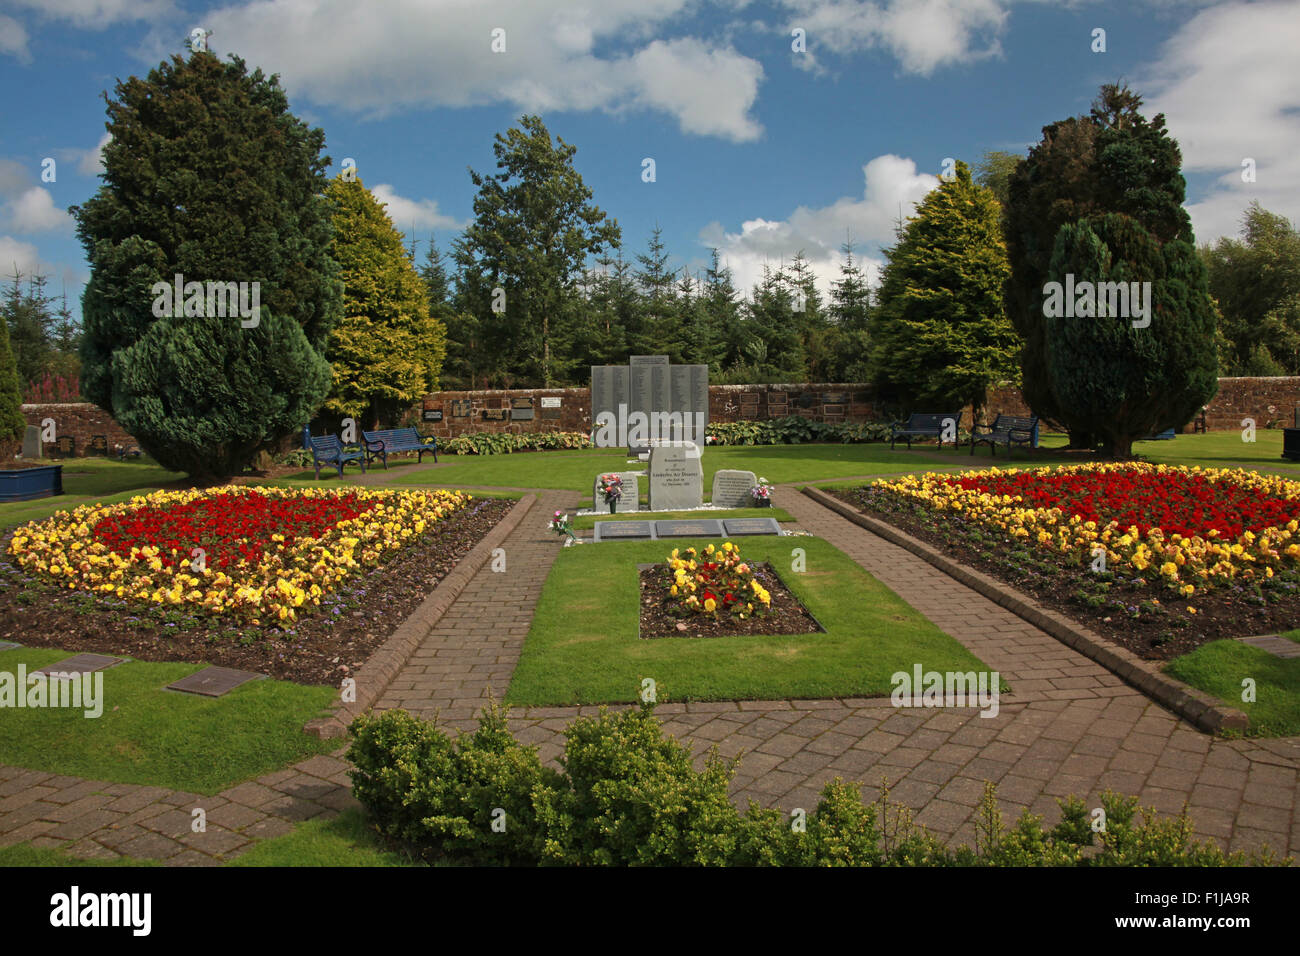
[804,486,1248,734]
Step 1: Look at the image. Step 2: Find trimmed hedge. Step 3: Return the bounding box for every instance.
[706,417,892,446]
[348,703,1285,867]
[440,431,593,456]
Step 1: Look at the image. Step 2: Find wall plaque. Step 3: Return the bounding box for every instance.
[423,409,443,422]
[510,397,535,421]
[451,400,472,418]
[540,397,561,408]
[482,408,509,421]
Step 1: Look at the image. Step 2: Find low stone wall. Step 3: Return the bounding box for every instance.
[20,403,137,457]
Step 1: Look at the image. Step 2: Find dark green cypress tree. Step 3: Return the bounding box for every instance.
[0,302,25,447]
[70,50,342,479]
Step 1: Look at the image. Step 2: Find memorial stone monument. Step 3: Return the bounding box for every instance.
[648,443,703,511]
[710,469,758,508]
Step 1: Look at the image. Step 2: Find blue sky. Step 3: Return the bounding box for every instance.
[1,0,1296,321]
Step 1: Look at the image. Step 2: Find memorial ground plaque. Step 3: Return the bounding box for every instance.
[33,653,125,677]
[722,517,782,536]
[648,444,703,511]
[167,666,266,698]
[593,520,656,542]
[710,469,758,508]
[654,518,725,538]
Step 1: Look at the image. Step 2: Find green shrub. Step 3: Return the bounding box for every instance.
[440,431,593,456]
[706,417,891,446]
[348,703,1287,867]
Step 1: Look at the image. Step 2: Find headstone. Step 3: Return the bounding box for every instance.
[654,518,725,538]
[21,425,41,459]
[593,520,656,542]
[593,471,640,514]
[166,666,265,698]
[722,517,782,536]
[711,469,758,508]
[648,444,703,511]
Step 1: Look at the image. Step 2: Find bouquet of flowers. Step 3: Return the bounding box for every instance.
[549,510,578,545]
[751,477,773,504]
[598,473,623,510]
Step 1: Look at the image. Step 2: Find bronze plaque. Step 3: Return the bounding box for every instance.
[483,408,509,421]
[451,400,472,418]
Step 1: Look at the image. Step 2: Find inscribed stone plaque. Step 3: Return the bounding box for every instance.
[740,405,759,419]
[654,518,725,538]
[167,666,265,698]
[650,364,671,434]
[422,409,443,422]
[722,517,782,536]
[540,397,561,408]
[593,520,656,542]
[629,363,654,425]
[648,444,703,511]
[630,355,670,366]
[823,392,847,404]
[482,408,509,421]
[541,407,561,420]
[33,653,125,677]
[740,392,760,405]
[591,365,617,426]
[610,366,630,417]
[511,397,535,421]
[823,404,845,417]
[21,425,41,459]
[711,469,758,508]
[669,365,692,436]
[688,365,709,444]
[592,471,640,514]
[767,402,788,418]
[451,400,472,418]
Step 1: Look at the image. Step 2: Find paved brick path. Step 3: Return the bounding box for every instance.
[3,479,1298,862]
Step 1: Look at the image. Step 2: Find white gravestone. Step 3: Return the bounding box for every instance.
[593,471,640,513]
[648,444,703,511]
[710,469,758,508]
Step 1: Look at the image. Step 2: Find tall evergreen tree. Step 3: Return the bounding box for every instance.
[869,160,1016,417]
[826,240,873,381]
[70,50,342,479]
[745,263,805,380]
[459,115,620,386]
[323,176,447,428]
[0,300,24,446]
[634,226,684,361]
[701,249,740,372]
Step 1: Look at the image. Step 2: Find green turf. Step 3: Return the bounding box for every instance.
[1164,638,1300,737]
[568,507,794,530]
[505,535,996,706]
[0,843,156,867]
[0,457,186,530]
[0,647,336,794]
[228,808,423,866]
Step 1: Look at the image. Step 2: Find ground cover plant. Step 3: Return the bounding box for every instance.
[505,535,992,706]
[347,703,1285,867]
[0,646,334,792]
[0,487,512,683]
[837,462,1300,658]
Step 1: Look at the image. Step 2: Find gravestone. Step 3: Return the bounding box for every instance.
[166,666,265,698]
[722,517,782,536]
[33,653,125,676]
[711,469,758,508]
[21,425,42,459]
[592,471,640,514]
[593,520,656,542]
[648,444,703,511]
[654,518,725,538]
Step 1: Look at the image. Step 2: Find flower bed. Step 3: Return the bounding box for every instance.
[8,486,470,624]
[840,463,1300,658]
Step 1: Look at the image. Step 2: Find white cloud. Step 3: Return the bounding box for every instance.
[1143,0,1300,244]
[5,0,173,28]
[778,0,1008,75]
[699,153,939,297]
[3,187,72,233]
[202,0,764,141]
[0,236,41,276]
[0,13,30,61]
[369,183,464,234]
[77,132,111,176]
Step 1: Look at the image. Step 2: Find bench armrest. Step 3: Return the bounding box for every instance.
[970,423,994,434]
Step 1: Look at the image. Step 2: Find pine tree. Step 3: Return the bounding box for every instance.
[826,240,873,381]
[869,160,1017,416]
[700,249,739,372]
[746,264,805,380]
[324,175,447,428]
[70,50,342,479]
[0,301,24,445]
[635,226,684,361]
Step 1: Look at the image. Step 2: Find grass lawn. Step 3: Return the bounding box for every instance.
[1165,634,1300,737]
[569,506,794,530]
[505,535,995,706]
[0,843,156,866]
[0,457,186,530]
[0,647,336,794]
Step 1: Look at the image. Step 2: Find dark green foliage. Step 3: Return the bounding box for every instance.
[870,161,1017,416]
[1044,213,1217,457]
[3,272,81,391]
[706,417,891,445]
[348,703,1283,867]
[71,51,342,479]
[0,302,24,444]
[439,430,593,455]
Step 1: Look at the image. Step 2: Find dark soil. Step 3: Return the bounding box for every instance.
[638,561,824,639]
[0,497,514,685]
[1,460,61,471]
[831,486,1300,660]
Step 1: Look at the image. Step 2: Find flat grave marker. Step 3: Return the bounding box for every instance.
[593,520,656,542]
[166,666,266,698]
[33,653,126,677]
[722,517,782,536]
[654,518,725,538]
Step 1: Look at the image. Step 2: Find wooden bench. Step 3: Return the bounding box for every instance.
[309,433,367,479]
[890,412,962,450]
[971,414,1039,457]
[361,427,438,469]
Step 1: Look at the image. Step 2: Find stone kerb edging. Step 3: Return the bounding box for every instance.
[802,486,1250,735]
[303,493,537,739]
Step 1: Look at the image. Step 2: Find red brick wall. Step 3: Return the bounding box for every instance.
[20,404,137,457]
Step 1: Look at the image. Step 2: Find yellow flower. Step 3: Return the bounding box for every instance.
[704,598,717,612]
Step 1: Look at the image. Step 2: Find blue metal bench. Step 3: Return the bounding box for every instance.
[361,426,438,469]
[890,411,962,450]
[971,414,1039,457]
[309,433,367,479]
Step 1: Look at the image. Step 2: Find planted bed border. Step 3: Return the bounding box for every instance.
[303,493,536,739]
[802,486,1249,735]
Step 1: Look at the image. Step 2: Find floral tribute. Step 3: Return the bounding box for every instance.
[7,486,470,623]
[664,542,771,620]
[874,462,1300,595]
[597,474,623,504]
[751,477,773,502]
